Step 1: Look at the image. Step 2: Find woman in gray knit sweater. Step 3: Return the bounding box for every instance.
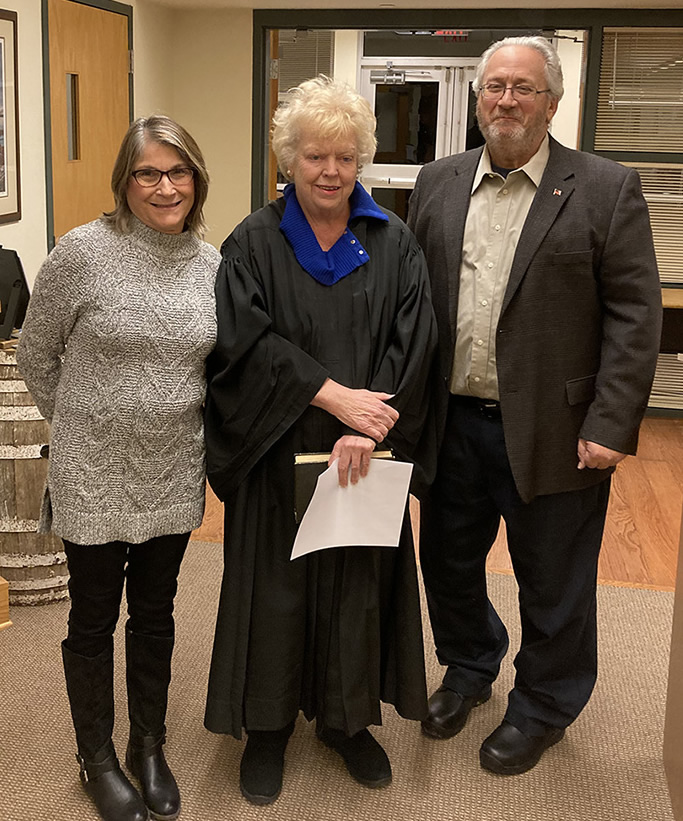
[17,116,220,821]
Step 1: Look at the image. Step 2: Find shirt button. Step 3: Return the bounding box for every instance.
[350,239,356,244]
[474,376,481,383]
[359,250,364,255]
[477,339,484,346]
[487,262,494,269]
[481,299,488,307]
[494,224,501,232]
[503,189,509,196]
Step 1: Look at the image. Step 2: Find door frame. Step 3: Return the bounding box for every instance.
[41,0,133,250]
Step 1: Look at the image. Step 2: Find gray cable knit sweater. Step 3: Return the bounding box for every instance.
[17,217,220,545]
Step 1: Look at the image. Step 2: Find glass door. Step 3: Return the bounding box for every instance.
[359,58,477,219]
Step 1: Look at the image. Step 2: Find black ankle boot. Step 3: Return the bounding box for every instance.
[78,750,149,821]
[126,735,179,821]
[317,726,392,788]
[62,641,148,821]
[125,630,180,820]
[240,721,296,805]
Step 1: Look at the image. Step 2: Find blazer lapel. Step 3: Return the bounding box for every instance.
[501,137,576,315]
[442,149,482,338]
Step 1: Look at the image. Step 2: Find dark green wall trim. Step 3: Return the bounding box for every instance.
[252,18,269,208]
[68,0,130,13]
[579,23,602,153]
[252,8,683,209]
[253,9,683,30]
[646,407,683,419]
[40,1,54,252]
[42,0,133,251]
[594,152,683,165]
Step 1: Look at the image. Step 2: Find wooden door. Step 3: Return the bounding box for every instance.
[48,0,130,241]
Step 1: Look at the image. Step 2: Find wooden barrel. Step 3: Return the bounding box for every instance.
[0,349,69,605]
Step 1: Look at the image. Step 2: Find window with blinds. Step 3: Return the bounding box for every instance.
[595,28,683,153]
[596,29,683,408]
[624,163,683,286]
[650,353,683,410]
[278,30,335,95]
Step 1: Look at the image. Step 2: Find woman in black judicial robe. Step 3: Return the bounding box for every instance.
[203,75,438,805]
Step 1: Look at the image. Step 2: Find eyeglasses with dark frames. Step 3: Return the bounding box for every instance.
[131,167,195,187]
[480,83,551,101]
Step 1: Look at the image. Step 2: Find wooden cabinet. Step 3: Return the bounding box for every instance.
[662,289,683,354]
[651,290,683,412]
[0,576,10,629]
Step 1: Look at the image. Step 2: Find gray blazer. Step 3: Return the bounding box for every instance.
[408,136,662,502]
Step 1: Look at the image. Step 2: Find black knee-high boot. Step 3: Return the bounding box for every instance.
[125,629,180,821]
[61,640,148,821]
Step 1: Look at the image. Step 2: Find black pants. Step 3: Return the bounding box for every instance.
[420,396,611,736]
[63,533,190,657]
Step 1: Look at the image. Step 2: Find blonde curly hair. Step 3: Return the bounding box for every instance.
[271,75,377,182]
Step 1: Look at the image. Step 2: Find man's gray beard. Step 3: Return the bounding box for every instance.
[480,119,531,157]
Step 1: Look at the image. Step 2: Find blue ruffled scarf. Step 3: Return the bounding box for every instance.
[280,181,389,286]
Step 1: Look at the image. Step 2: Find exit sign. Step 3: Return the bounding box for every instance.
[434,29,469,41]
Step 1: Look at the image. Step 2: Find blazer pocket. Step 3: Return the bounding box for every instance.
[552,249,594,265]
[566,374,597,406]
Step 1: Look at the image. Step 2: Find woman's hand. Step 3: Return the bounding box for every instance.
[311,378,399,442]
[329,435,376,487]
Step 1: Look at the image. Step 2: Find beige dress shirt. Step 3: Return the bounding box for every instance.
[450,135,550,400]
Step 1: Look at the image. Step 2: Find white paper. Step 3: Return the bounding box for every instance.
[290,457,413,560]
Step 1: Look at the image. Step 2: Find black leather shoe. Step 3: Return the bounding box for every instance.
[126,736,180,820]
[421,684,492,739]
[78,753,149,821]
[479,720,565,775]
[240,721,295,805]
[317,727,392,788]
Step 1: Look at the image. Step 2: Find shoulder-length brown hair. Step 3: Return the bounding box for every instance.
[103,115,210,237]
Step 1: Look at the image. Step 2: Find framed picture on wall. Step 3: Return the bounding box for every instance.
[0,9,19,224]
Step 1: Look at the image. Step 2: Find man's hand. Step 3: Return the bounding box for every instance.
[329,435,376,487]
[577,439,627,470]
[311,378,399,443]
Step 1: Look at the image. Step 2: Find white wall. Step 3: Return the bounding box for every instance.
[134,3,254,247]
[171,8,253,248]
[334,30,362,89]
[0,0,47,285]
[132,0,175,118]
[552,30,585,150]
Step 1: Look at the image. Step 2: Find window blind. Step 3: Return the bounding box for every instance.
[278,30,335,95]
[650,354,683,410]
[595,28,683,153]
[624,162,683,285]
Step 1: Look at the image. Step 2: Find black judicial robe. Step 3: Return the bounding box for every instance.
[203,197,438,739]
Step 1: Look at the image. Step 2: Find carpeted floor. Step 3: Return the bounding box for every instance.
[0,540,675,821]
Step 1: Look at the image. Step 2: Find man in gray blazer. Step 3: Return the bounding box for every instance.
[408,35,661,775]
